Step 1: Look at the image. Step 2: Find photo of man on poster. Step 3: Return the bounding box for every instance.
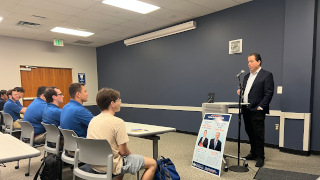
[209,132,222,151]
[198,130,209,148]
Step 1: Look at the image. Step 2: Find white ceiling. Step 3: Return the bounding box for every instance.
[0,0,251,47]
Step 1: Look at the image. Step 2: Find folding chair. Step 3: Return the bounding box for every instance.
[17,121,43,176]
[3,113,21,135]
[41,122,61,157]
[73,136,121,180]
[59,127,78,165]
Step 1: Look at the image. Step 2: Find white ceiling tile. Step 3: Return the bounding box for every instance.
[62,17,114,31]
[13,5,73,21]
[19,0,83,16]
[0,0,250,47]
[78,10,128,25]
[149,8,192,23]
[45,0,100,10]
[234,0,252,4]
[167,1,213,17]
[89,3,142,20]
[140,0,183,8]
[187,0,239,11]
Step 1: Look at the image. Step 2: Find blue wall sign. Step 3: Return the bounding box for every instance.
[78,73,86,84]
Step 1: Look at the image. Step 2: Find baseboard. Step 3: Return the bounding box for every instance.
[177,131,317,156]
[176,130,198,136]
[279,147,310,156]
[310,150,320,155]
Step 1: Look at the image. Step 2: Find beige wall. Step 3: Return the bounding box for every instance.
[0,35,98,105]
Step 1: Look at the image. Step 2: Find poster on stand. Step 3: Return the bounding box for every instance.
[192,113,232,176]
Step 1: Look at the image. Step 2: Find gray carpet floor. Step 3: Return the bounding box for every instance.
[0,132,320,180]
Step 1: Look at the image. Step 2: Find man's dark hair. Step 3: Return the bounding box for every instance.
[14,87,25,93]
[0,90,7,96]
[249,53,262,65]
[69,83,85,99]
[96,88,120,111]
[44,87,58,103]
[36,86,47,97]
[7,89,16,96]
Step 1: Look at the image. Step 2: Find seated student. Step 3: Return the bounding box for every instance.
[23,86,47,144]
[43,87,64,127]
[60,83,93,138]
[87,88,157,180]
[4,89,27,129]
[14,87,25,107]
[0,90,7,111]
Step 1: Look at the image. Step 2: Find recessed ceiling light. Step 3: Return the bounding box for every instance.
[51,27,94,37]
[0,17,3,22]
[102,0,160,14]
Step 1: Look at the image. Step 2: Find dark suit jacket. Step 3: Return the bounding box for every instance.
[243,69,274,114]
[198,137,208,148]
[209,139,222,151]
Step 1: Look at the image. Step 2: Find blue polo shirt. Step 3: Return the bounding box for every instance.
[43,103,62,128]
[60,100,93,137]
[16,100,23,108]
[4,99,22,121]
[23,97,47,135]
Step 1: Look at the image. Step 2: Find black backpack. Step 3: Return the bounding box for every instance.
[33,154,62,180]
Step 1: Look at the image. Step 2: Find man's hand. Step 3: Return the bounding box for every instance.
[237,89,240,95]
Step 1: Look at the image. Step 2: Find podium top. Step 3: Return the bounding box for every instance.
[202,102,249,106]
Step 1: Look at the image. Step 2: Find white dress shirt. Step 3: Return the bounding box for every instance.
[243,67,262,103]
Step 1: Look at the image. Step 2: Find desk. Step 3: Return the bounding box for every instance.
[125,122,176,160]
[0,134,41,176]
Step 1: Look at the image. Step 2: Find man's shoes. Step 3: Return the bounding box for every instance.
[255,158,264,167]
[244,154,257,160]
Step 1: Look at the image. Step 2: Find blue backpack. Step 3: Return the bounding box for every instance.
[155,156,180,180]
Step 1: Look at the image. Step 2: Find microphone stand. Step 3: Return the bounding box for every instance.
[229,75,249,172]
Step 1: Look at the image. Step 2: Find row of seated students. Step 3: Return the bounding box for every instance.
[3,83,157,180]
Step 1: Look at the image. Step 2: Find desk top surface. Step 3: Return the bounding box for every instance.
[0,134,41,163]
[125,122,176,137]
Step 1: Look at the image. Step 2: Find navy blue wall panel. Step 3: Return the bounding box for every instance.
[284,119,304,150]
[311,0,320,151]
[282,0,315,113]
[96,0,319,151]
[96,0,284,144]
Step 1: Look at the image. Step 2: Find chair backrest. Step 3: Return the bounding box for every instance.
[41,122,60,143]
[75,136,113,167]
[19,121,35,146]
[3,113,14,133]
[59,127,77,152]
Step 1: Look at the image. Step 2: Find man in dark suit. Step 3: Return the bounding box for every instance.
[237,53,274,167]
[198,130,208,148]
[209,132,222,151]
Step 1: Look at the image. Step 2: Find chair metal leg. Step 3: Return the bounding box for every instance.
[137,171,139,180]
[15,161,19,169]
[25,158,31,176]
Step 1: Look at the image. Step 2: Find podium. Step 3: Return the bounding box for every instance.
[202,102,248,172]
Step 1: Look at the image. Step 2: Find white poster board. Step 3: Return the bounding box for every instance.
[192,113,232,176]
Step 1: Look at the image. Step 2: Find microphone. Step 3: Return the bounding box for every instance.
[235,70,245,78]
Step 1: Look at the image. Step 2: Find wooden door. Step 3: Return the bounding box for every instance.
[20,66,72,108]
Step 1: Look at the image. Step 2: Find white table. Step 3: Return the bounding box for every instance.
[125,122,176,160]
[0,134,41,176]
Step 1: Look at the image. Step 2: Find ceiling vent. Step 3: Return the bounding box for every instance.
[17,21,41,28]
[73,40,93,45]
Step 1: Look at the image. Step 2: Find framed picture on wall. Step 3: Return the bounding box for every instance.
[229,39,242,54]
